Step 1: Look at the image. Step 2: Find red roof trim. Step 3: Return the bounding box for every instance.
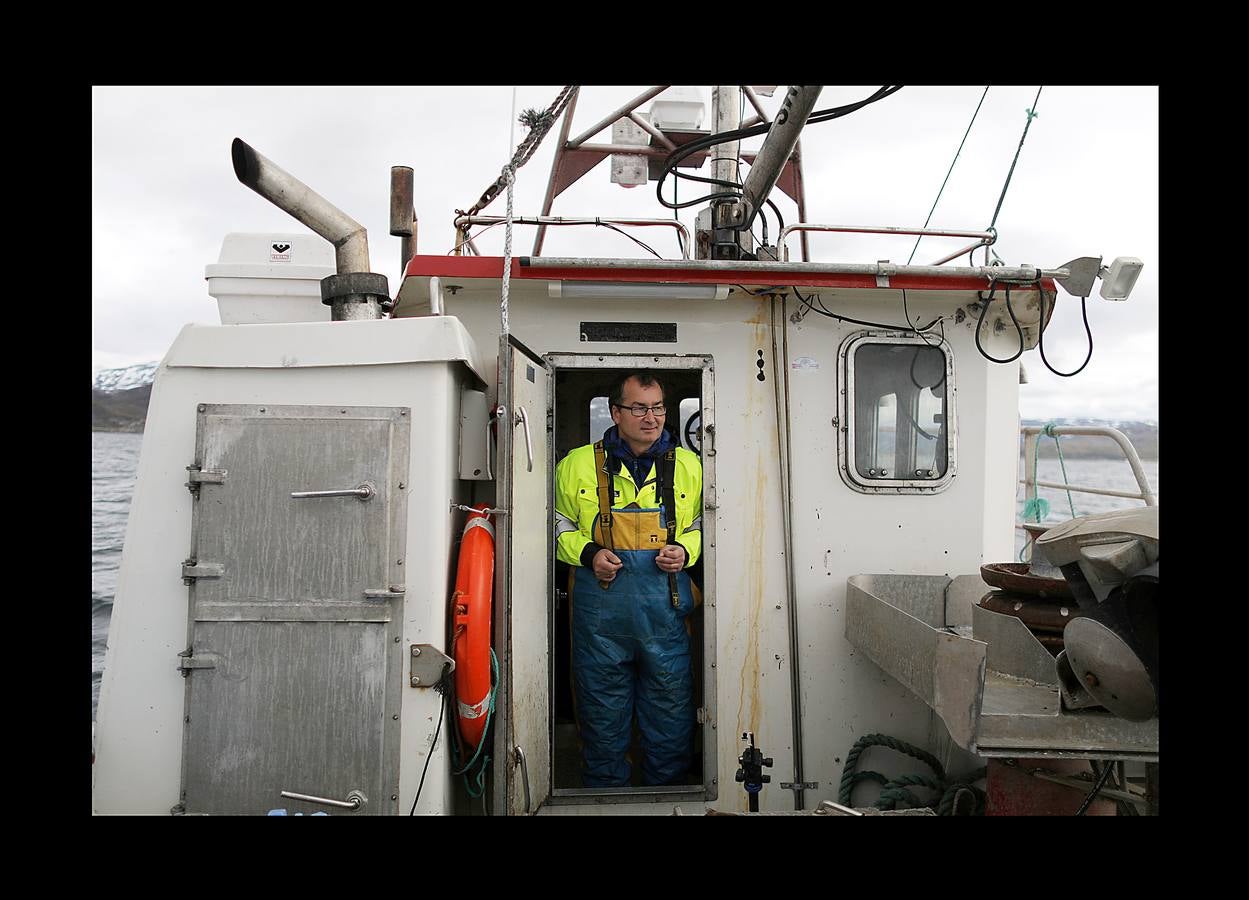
[403,255,1056,292]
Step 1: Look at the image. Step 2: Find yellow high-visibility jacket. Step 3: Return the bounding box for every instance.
[554,443,703,570]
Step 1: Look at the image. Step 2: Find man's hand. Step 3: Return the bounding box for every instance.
[592,548,624,581]
[656,543,686,573]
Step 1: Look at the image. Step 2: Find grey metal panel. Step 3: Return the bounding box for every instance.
[182,620,390,814]
[945,574,990,628]
[844,575,986,751]
[181,404,410,816]
[191,406,405,603]
[972,603,1059,685]
[976,672,1159,759]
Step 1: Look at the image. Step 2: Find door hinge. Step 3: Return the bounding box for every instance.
[182,560,224,584]
[364,587,406,601]
[185,465,227,497]
[176,647,219,675]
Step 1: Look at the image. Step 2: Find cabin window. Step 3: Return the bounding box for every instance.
[589,396,612,443]
[839,333,956,493]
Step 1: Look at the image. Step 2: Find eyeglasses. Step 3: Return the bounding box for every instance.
[614,403,667,417]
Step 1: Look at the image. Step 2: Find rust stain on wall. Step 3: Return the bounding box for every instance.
[736,446,768,744]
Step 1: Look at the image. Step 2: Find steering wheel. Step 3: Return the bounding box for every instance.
[684,410,702,455]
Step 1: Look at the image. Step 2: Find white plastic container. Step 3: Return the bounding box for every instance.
[649,87,705,131]
[205,233,335,324]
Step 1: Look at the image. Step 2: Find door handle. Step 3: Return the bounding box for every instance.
[514,746,532,813]
[516,407,533,473]
[291,482,376,501]
[279,789,368,811]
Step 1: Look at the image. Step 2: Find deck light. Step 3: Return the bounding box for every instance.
[1099,257,1144,301]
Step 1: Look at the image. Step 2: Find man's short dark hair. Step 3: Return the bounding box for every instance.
[610,371,666,409]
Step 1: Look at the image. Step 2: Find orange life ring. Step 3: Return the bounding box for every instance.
[452,504,495,760]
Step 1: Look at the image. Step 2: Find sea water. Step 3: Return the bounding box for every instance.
[92,432,143,720]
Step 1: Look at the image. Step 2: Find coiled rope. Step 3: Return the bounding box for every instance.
[839,733,986,815]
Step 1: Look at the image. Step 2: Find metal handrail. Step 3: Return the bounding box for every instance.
[1016,425,1156,534]
[778,222,996,265]
[453,215,691,259]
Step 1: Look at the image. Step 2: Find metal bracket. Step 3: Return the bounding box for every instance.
[364,586,405,601]
[176,647,219,675]
[779,782,819,791]
[185,465,226,497]
[450,503,509,516]
[410,644,454,687]
[875,260,893,288]
[181,560,224,584]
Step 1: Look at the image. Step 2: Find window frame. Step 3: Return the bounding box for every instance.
[837,330,958,495]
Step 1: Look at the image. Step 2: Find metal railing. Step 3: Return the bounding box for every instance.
[453,215,691,259]
[778,222,996,266]
[1016,425,1156,547]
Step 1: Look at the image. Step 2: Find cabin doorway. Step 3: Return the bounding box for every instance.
[547,353,716,802]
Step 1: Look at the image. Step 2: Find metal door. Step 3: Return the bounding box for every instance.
[179,404,410,816]
[492,336,553,815]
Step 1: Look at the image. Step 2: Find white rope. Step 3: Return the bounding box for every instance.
[501,165,515,336]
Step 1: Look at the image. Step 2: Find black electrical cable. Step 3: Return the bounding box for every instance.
[899,402,937,441]
[902,289,942,348]
[410,662,451,815]
[910,346,946,392]
[766,198,784,235]
[595,221,663,259]
[1037,285,1094,377]
[656,86,903,211]
[794,285,943,332]
[1075,760,1115,816]
[974,283,1026,364]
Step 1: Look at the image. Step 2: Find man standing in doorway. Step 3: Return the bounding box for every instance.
[554,372,703,788]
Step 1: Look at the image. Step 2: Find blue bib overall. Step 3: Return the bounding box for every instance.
[570,442,696,787]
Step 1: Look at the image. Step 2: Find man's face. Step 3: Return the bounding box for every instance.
[610,376,666,450]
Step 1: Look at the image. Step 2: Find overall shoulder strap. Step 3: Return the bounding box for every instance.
[593,441,614,551]
[662,448,679,608]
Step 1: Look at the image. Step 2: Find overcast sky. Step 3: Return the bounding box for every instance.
[92,85,1157,422]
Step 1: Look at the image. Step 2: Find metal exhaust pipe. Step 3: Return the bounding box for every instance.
[390,166,417,277]
[231,138,387,320]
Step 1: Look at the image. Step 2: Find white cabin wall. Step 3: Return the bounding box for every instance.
[782,301,1025,801]
[93,319,481,815]
[93,363,201,813]
[981,359,1021,564]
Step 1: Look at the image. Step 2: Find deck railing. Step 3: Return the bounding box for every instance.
[1016,425,1156,553]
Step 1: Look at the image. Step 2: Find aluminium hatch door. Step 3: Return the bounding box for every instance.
[179,404,410,816]
[492,335,552,815]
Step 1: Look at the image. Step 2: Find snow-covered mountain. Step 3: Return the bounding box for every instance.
[93,362,158,393]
